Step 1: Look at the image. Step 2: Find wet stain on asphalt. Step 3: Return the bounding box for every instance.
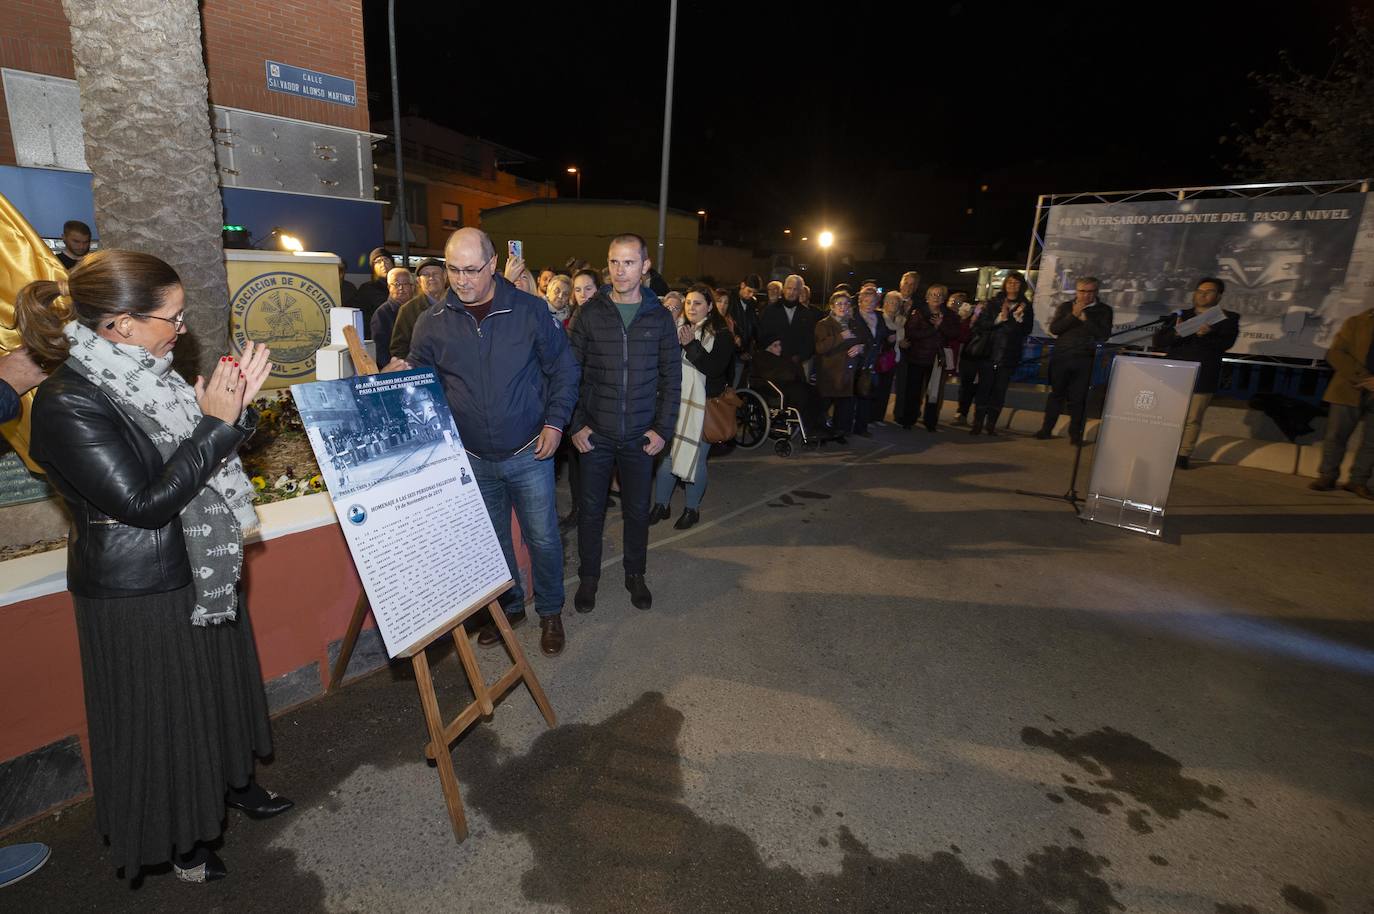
[791,490,831,500]
[1280,884,1328,913]
[462,692,1125,912]
[1022,726,1227,827]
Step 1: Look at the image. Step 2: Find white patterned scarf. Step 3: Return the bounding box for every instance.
[669,320,711,483]
[64,321,258,625]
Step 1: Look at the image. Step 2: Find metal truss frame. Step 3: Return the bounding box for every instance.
[1022,179,1373,366]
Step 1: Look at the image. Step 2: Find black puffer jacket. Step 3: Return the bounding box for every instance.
[30,364,254,598]
[570,287,682,442]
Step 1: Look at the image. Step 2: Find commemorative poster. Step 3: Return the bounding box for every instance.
[292,368,510,657]
[1037,193,1374,358]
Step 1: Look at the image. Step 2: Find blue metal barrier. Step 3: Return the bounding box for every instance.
[1013,339,1331,405]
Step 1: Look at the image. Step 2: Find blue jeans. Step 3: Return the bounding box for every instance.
[653,442,710,510]
[577,431,653,578]
[469,447,564,617]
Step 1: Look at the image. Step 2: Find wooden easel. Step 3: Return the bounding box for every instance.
[396,583,557,843]
[324,327,557,843]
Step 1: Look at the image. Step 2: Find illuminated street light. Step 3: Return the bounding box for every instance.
[818,230,834,292]
[697,209,707,231]
[567,165,581,198]
[783,228,791,234]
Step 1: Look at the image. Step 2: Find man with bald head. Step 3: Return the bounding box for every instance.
[755,272,817,366]
[406,228,580,655]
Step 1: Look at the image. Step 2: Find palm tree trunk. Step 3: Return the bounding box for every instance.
[61,0,228,379]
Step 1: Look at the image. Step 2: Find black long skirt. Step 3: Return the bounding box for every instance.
[72,584,273,875]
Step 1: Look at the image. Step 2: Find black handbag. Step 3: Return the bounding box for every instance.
[963,330,991,360]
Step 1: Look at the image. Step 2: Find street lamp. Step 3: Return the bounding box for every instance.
[818,230,834,295]
[696,209,707,232]
[566,166,581,198]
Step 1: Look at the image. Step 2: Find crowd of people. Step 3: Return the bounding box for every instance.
[1,223,1372,890]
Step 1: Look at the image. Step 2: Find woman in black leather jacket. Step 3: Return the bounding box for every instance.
[17,250,289,884]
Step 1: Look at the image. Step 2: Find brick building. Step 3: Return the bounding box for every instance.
[0,0,383,272]
[373,116,556,258]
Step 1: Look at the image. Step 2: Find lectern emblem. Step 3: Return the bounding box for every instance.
[1134,390,1157,411]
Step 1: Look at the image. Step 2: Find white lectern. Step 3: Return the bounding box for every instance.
[1083,355,1199,537]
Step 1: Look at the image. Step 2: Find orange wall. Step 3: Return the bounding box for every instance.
[0,590,86,765]
[0,509,533,831]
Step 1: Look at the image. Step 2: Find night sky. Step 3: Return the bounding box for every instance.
[362,0,1355,259]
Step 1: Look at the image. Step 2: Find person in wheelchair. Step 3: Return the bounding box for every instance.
[751,331,824,442]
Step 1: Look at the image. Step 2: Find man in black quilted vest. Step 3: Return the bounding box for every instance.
[568,234,681,612]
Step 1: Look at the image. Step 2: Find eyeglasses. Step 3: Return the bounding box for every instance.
[128,312,187,330]
[448,255,495,279]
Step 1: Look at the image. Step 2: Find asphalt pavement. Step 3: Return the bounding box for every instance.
[7,419,1373,914]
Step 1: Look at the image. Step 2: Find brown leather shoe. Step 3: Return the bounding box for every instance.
[477,609,527,646]
[539,615,565,655]
[1308,476,1336,491]
[1343,482,1373,500]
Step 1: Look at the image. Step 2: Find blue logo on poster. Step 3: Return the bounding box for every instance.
[347,504,367,525]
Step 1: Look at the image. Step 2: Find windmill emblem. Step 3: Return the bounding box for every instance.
[260,291,305,341]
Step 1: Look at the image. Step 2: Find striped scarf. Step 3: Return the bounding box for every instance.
[669,321,712,483]
[64,321,258,625]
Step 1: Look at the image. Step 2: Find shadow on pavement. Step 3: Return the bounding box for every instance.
[461,690,1124,914]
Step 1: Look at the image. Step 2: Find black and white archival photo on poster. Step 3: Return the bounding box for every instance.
[292,368,510,656]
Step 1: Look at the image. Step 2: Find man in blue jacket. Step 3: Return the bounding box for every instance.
[568,234,681,612]
[407,228,580,655]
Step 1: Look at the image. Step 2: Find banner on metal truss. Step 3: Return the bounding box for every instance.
[1037,193,1374,359]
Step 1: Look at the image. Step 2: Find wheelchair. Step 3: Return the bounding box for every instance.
[733,378,819,458]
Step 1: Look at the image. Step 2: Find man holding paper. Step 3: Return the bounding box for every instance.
[1152,277,1240,469]
[406,228,580,656]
